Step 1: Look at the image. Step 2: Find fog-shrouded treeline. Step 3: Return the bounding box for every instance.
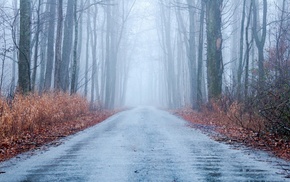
[158,0,290,136]
[0,0,289,114]
[156,0,290,113]
[0,0,140,109]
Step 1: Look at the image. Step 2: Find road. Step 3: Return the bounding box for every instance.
[0,107,289,181]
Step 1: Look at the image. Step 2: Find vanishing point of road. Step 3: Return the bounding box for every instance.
[0,107,289,181]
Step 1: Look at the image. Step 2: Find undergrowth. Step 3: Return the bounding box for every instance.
[0,92,89,139]
[208,98,266,135]
[0,92,116,162]
[175,97,290,160]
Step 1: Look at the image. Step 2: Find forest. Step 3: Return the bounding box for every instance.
[0,0,289,160]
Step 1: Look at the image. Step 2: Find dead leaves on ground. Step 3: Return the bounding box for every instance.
[0,92,116,162]
[0,112,114,162]
[174,108,290,161]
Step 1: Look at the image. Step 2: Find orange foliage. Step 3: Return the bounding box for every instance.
[174,101,290,161]
[0,92,89,138]
[0,92,115,162]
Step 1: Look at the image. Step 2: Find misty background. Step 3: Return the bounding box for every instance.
[0,0,289,112]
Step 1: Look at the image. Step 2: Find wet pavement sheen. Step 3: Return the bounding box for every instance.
[0,107,289,181]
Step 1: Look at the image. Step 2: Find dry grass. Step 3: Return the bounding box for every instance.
[0,92,117,162]
[174,100,290,160]
[0,92,89,139]
[204,101,264,133]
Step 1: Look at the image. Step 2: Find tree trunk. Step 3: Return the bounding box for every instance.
[244,1,253,100]
[60,0,74,92]
[76,0,84,92]
[197,1,205,109]
[206,0,223,100]
[84,0,90,97]
[253,0,267,88]
[11,0,19,94]
[275,0,286,80]
[237,0,246,100]
[44,0,56,90]
[90,5,99,105]
[100,9,106,102]
[104,2,117,109]
[187,0,197,109]
[71,0,78,94]
[104,3,111,109]
[54,0,63,90]
[18,0,31,93]
[159,0,177,108]
[32,0,42,91]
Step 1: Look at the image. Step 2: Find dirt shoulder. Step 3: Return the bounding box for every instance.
[173,108,290,161]
[0,111,115,162]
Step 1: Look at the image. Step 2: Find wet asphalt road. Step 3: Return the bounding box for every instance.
[0,107,289,182]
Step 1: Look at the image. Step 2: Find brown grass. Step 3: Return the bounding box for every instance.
[0,92,116,162]
[174,101,290,161]
[0,92,89,138]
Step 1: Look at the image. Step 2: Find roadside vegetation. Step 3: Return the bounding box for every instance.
[0,92,115,162]
[175,81,290,161]
[175,0,290,161]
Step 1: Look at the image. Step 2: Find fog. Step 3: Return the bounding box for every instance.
[0,0,289,110]
[123,0,161,107]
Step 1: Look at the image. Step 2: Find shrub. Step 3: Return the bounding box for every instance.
[258,83,290,138]
[0,92,89,138]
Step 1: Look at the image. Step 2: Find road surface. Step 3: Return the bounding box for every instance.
[0,107,289,181]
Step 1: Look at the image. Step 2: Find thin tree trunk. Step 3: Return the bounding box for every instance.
[90,5,98,105]
[237,0,246,100]
[276,0,286,80]
[253,0,267,88]
[32,0,42,91]
[244,1,253,100]
[187,0,197,109]
[0,34,7,93]
[38,0,48,93]
[44,0,56,90]
[11,0,19,94]
[84,0,90,97]
[85,0,91,97]
[76,0,83,91]
[71,0,78,94]
[54,0,63,90]
[100,9,106,102]
[197,1,205,109]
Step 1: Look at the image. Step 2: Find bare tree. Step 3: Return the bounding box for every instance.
[253,0,267,88]
[187,0,198,109]
[18,0,31,93]
[90,4,99,104]
[71,0,78,94]
[31,0,42,91]
[197,0,205,108]
[244,0,253,100]
[11,0,19,94]
[236,0,246,100]
[44,0,56,91]
[104,2,112,108]
[205,0,223,100]
[84,0,90,97]
[54,0,63,90]
[60,0,74,91]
